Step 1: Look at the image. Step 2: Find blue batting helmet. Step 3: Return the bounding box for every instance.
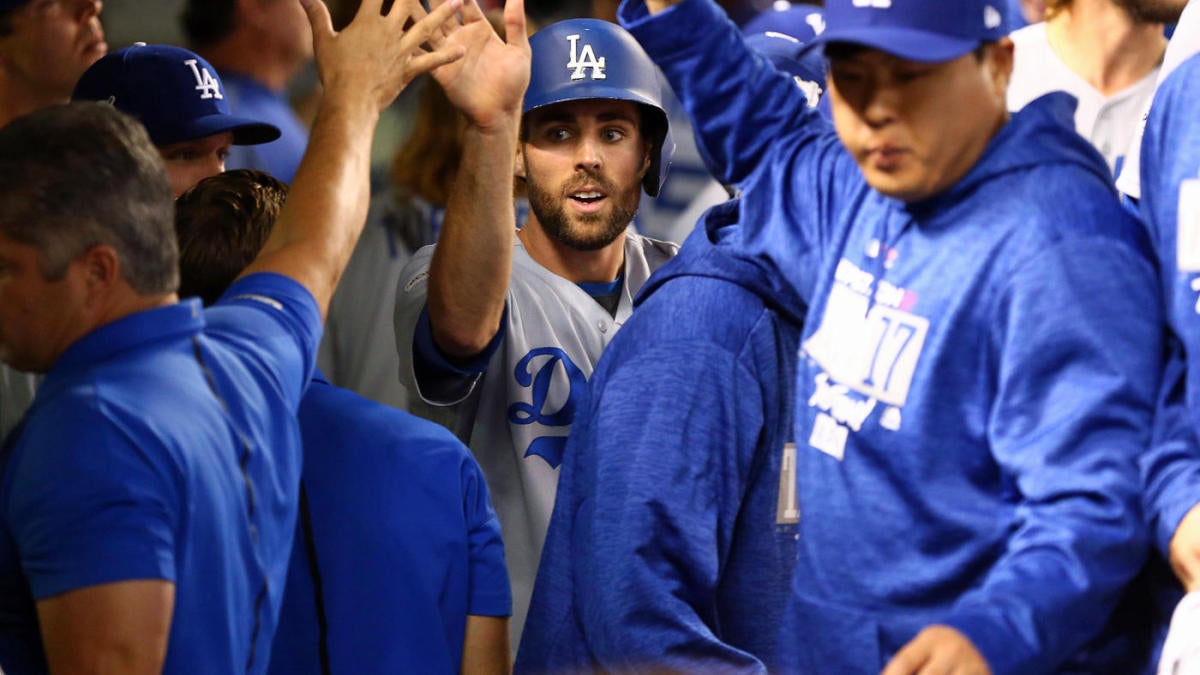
[525,19,674,197]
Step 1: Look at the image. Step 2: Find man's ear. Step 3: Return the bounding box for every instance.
[514,143,526,180]
[987,36,1015,101]
[78,244,122,303]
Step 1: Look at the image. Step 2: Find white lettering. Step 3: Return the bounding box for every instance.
[566,34,606,81]
[184,59,223,100]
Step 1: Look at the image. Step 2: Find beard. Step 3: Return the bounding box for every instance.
[1116,0,1186,23]
[525,168,639,252]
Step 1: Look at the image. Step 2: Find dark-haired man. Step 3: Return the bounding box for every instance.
[0,0,467,671]
[618,0,1164,671]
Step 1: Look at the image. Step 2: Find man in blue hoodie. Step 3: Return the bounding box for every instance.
[605,0,1164,672]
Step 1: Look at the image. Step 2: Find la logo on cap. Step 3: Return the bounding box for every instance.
[984,4,1003,28]
[566,34,606,81]
[184,59,223,100]
[852,0,892,8]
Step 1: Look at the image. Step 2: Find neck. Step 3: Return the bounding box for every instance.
[1045,1,1165,96]
[517,216,628,284]
[198,37,299,92]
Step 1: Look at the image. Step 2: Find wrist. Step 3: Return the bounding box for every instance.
[467,109,522,137]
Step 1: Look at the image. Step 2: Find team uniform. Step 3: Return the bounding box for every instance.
[1008,21,1159,175]
[221,72,309,184]
[1118,0,1200,200]
[1135,52,1200,672]
[0,273,320,674]
[316,190,442,411]
[394,232,677,649]
[517,201,801,672]
[0,365,36,440]
[623,0,1163,671]
[267,370,510,674]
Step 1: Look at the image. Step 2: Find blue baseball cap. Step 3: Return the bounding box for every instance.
[72,43,280,147]
[813,0,1008,63]
[743,3,826,44]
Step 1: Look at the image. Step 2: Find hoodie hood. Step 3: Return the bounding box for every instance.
[635,197,809,327]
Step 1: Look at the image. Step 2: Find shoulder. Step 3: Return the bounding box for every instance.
[626,231,681,264]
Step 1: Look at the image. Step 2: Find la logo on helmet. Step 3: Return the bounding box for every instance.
[852,0,892,7]
[566,34,606,81]
[184,59,223,100]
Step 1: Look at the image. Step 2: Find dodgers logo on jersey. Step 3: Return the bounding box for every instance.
[566,34,606,81]
[508,347,588,468]
[185,59,223,100]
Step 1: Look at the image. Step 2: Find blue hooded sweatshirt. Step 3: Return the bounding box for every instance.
[621,0,1164,672]
[516,198,805,673]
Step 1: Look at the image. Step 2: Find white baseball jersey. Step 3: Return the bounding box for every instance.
[393,230,677,650]
[1118,0,1200,199]
[1159,591,1200,674]
[0,364,37,440]
[316,190,442,410]
[1008,21,1160,175]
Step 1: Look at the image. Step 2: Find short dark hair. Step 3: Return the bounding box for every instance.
[180,0,237,48]
[0,102,178,294]
[174,169,287,305]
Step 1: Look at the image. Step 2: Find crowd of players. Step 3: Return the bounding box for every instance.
[2,0,1200,672]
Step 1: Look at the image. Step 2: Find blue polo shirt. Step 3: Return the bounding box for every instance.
[268,371,510,675]
[0,272,321,674]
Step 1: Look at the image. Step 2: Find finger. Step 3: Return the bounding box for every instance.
[881,640,931,675]
[401,0,462,51]
[406,43,466,77]
[504,0,529,51]
[299,0,335,51]
[458,0,485,23]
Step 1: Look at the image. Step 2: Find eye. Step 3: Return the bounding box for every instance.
[601,128,626,143]
[163,150,199,162]
[217,147,231,162]
[894,67,934,84]
[543,127,573,143]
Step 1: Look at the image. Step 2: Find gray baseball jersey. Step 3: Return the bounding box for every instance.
[316,190,442,410]
[1008,21,1159,175]
[0,364,37,439]
[393,230,677,650]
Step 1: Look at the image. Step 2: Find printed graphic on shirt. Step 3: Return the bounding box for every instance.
[802,258,929,459]
[1178,177,1200,273]
[776,442,800,526]
[507,347,588,469]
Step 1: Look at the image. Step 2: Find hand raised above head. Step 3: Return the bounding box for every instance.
[299,0,468,115]
[421,0,531,131]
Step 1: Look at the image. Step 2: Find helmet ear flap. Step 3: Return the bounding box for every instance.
[641,104,673,198]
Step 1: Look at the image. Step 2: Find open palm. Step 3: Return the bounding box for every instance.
[427,0,530,129]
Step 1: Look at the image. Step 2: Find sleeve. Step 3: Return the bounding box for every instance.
[1137,55,1200,555]
[461,456,512,617]
[566,338,768,672]
[205,272,323,413]
[942,236,1162,674]
[618,0,826,187]
[8,404,178,600]
[393,246,503,406]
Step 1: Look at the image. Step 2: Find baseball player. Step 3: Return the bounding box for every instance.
[173,169,512,674]
[1135,50,1200,670]
[393,16,676,649]
[0,0,467,671]
[72,44,282,198]
[1007,0,1187,175]
[624,0,1163,672]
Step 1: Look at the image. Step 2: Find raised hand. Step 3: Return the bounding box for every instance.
[300,0,467,115]
[1171,503,1200,591]
[881,625,991,675]
[422,0,531,130]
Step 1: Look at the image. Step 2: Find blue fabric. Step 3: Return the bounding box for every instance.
[221,72,309,184]
[575,276,624,297]
[267,371,510,675]
[413,305,507,378]
[0,273,320,675]
[1138,54,1200,560]
[623,1,1164,672]
[517,200,803,672]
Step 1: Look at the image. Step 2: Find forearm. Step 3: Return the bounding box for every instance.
[427,117,519,358]
[461,615,510,675]
[619,0,815,185]
[241,97,378,319]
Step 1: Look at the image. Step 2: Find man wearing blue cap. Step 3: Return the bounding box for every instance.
[621,0,1165,672]
[393,14,676,651]
[73,43,281,198]
[0,0,468,671]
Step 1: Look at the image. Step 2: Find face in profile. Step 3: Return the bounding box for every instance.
[158,131,235,198]
[0,0,106,100]
[519,98,651,252]
[827,42,1011,203]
